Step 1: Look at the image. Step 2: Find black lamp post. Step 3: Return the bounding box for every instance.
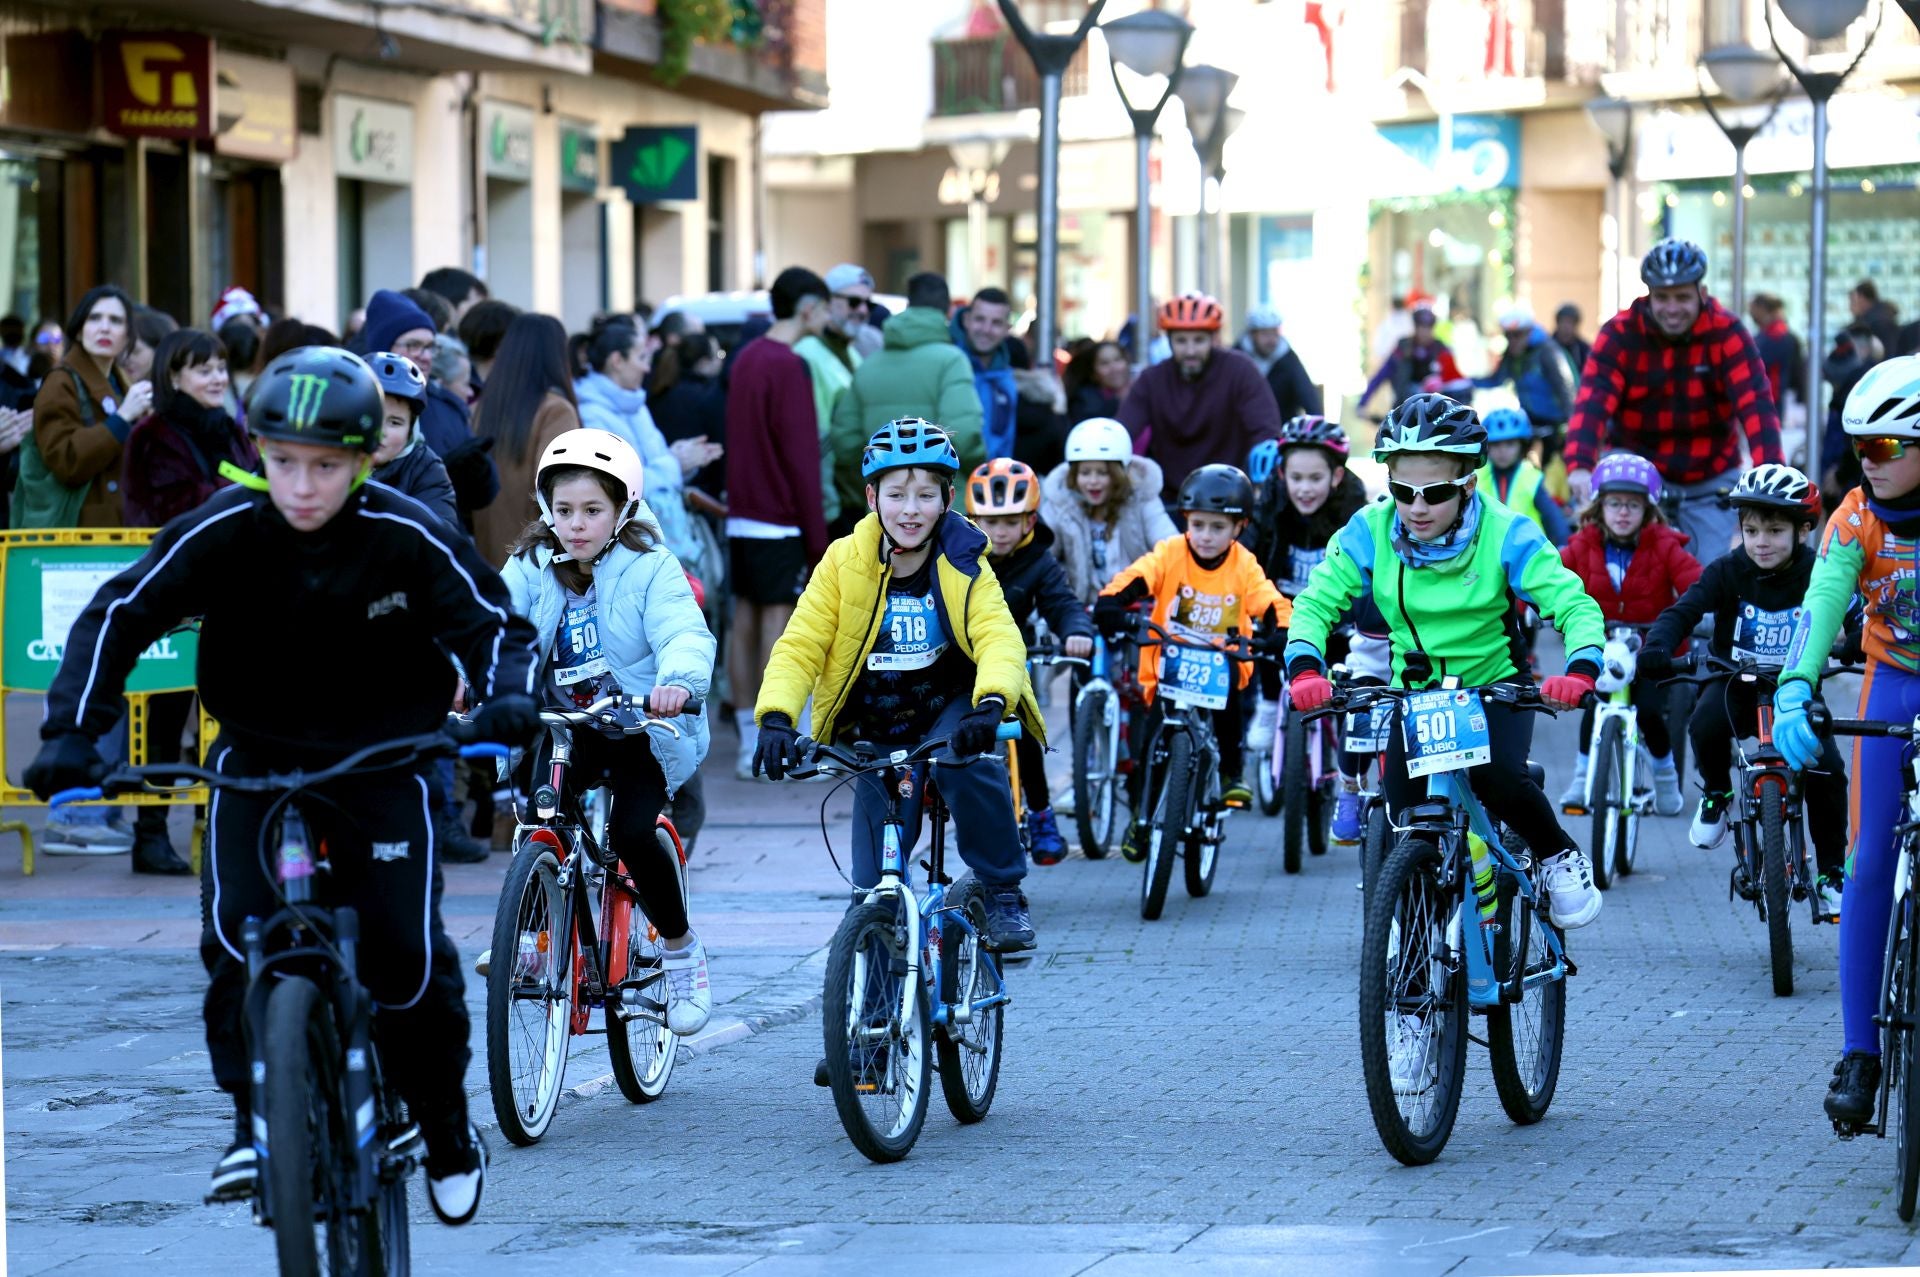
[1697,44,1786,316]
[1102,8,1192,367]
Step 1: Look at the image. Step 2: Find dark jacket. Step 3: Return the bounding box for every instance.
[1645,539,1816,665]
[1475,324,1574,425]
[31,351,134,526]
[650,372,728,499]
[1117,347,1282,502]
[952,309,1019,462]
[1264,340,1323,423]
[1560,522,1701,627]
[122,400,259,526]
[372,432,460,530]
[1754,319,1805,408]
[1068,382,1123,424]
[420,381,498,521]
[985,520,1093,646]
[1858,300,1901,358]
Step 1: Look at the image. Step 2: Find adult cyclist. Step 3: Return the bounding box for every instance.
[1564,238,1783,562]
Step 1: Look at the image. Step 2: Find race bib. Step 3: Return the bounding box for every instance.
[553,597,611,687]
[1283,544,1326,598]
[867,590,951,672]
[1344,704,1392,754]
[1161,644,1230,709]
[1402,688,1491,778]
[1733,602,1800,665]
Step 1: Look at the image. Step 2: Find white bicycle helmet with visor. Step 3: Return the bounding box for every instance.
[1843,354,1920,440]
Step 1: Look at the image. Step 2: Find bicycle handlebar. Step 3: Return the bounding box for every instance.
[1299,680,1557,724]
[534,693,704,739]
[1657,653,1856,688]
[790,720,1023,779]
[1125,616,1281,664]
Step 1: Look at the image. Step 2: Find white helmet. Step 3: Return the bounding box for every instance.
[1844,354,1920,439]
[1245,305,1282,331]
[1497,303,1534,331]
[535,427,645,559]
[1065,416,1133,464]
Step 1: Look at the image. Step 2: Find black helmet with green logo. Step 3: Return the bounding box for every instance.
[249,346,384,452]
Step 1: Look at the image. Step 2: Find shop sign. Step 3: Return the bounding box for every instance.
[560,121,600,193]
[483,101,535,182]
[102,33,214,140]
[1375,113,1520,194]
[214,52,296,164]
[333,94,413,185]
[1636,95,1920,182]
[611,126,699,203]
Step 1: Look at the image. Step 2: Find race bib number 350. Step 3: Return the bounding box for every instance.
[1402,688,1491,778]
[1733,603,1800,665]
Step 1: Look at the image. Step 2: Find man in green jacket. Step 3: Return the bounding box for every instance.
[829,272,984,522]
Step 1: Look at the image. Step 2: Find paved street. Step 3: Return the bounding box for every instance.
[5,681,1920,1275]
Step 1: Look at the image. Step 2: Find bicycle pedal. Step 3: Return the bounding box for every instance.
[1561,804,1587,817]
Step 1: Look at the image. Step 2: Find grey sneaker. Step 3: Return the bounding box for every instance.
[42,819,135,855]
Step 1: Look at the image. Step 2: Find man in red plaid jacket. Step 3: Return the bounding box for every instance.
[1565,238,1782,561]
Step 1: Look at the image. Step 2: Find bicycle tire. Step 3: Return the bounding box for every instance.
[1282,711,1310,874]
[607,826,687,1103]
[486,842,572,1145]
[1359,835,1469,1166]
[1308,779,1333,857]
[1141,729,1190,920]
[1360,798,1390,912]
[1891,890,1920,1221]
[1759,784,1794,998]
[1588,717,1621,891]
[823,899,931,1162]
[1184,814,1219,897]
[1486,868,1566,1125]
[1667,680,1695,795]
[1072,689,1116,858]
[369,1081,409,1277]
[1257,706,1283,817]
[937,880,1003,1123]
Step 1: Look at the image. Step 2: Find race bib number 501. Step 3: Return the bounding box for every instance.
[1402,688,1491,778]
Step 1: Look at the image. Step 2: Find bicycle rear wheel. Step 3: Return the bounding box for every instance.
[1359,836,1468,1166]
[1759,785,1794,998]
[937,881,1003,1123]
[1141,730,1190,921]
[823,899,931,1162]
[486,841,573,1145]
[1588,717,1622,891]
[1889,889,1920,1220]
[607,824,687,1103]
[1486,870,1566,1124]
[1282,712,1310,874]
[1257,707,1283,817]
[1072,689,1117,858]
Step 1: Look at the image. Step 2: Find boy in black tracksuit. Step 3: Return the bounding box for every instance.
[24,347,542,1225]
[966,459,1094,865]
[1640,479,1847,912]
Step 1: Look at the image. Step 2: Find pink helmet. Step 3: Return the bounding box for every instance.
[1592,452,1662,504]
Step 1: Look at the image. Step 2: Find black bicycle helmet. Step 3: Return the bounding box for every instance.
[1177,463,1256,518]
[367,350,428,418]
[1373,393,1486,464]
[1640,238,1708,289]
[249,346,384,452]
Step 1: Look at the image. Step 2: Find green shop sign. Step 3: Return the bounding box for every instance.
[611,125,698,203]
[482,101,535,182]
[3,541,198,693]
[560,122,599,194]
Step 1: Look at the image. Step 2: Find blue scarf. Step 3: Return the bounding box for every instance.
[1392,491,1482,567]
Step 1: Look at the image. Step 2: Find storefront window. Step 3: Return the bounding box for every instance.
[0,153,42,323]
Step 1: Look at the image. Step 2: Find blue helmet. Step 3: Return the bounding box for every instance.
[862,417,960,480]
[1482,407,1532,444]
[367,351,427,418]
[1247,438,1280,485]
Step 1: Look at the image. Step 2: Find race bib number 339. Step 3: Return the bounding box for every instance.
[1402,688,1491,778]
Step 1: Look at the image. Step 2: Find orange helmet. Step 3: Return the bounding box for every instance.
[1157,292,1224,333]
[966,457,1041,516]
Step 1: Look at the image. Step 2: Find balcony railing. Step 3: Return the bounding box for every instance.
[932,33,1088,117]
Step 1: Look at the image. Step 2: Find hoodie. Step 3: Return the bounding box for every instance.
[828,306,985,513]
[951,308,1019,462]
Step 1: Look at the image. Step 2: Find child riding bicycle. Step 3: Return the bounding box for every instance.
[1283,393,1608,930]
[1094,463,1291,861]
[1477,407,1570,546]
[24,345,543,1225]
[966,456,1095,866]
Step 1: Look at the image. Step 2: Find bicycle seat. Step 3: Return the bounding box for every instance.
[1526,760,1545,788]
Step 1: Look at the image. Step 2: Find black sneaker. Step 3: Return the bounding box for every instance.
[981,885,1036,952]
[1824,1050,1882,1129]
[435,810,490,866]
[131,829,192,876]
[813,1058,830,1088]
[426,1124,487,1226]
[1120,820,1149,864]
[207,1137,257,1202]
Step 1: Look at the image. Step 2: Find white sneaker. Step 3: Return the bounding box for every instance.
[426,1125,487,1226]
[1815,873,1843,922]
[1542,849,1602,929]
[1652,762,1684,817]
[1556,758,1589,812]
[1388,1014,1440,1092]
[663,938,713,1036]
[1248,698,1279,752]
[472,948,491,977]
[42,819,136,854]
[1689,796,1730,849]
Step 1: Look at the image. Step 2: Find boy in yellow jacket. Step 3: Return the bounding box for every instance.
[754,418,1041,954]
[1094,463,1291,862]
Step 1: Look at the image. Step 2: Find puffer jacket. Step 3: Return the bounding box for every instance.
[371,427,459,531]
[988,520,1093,646]
[1039,455,1179,603]
[574,371,696,568]
[829,307,985,512]
[1559,520,1702,626]
[501,535,714,795]
[754,509,1043,746]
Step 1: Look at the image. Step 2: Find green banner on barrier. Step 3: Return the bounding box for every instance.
[3,543,197,693]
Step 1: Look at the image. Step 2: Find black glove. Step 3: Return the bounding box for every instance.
[1092,598,1135,640]
[1253,626,1289,657]
[473,693,541,746]
[1834,628,1866,666]
[753,712,799,780]
[950,697,1007,757]
[441,435,496,512]
[25,732,107,802]
[1636,646,1674,679]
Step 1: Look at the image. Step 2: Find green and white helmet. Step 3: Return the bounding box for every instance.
[1844,354,1920,440]
[1372,393,1486,463]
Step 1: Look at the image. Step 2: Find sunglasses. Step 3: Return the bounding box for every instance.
[1854,436,1910,463]
[1387,476,1472,506]
[833,293,870,310]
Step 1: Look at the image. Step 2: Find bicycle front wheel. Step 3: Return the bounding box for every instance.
[1359,835,1468,1166]
[1282,712,1311,874]
[1073,688,1117,858]
[1486,866,1566,1125]
[1759,784,1794,998]
[1360,797,1390,912]
[937,881,1004,1123]
[823,899,931,1162]
[607,826,687,1103]
[1141,729,1191,921]
[1588,717,1622,892]
[1889,889,1920,1220]
[486,841,573,1145]
[1257,709,1283,817]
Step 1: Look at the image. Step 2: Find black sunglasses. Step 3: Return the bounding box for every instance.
[833,293,870,309]
[1387,476,1472,506]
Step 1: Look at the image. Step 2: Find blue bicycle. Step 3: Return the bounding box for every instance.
[1307,681,1573,1165]
[794,721,1022,1163]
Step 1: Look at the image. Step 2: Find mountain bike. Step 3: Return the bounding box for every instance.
[1132,617,1277,921]
[793,721,1022,1163]
[55,727,503,1276]
[1560,624,1656,890]
[1069,631,1138,860]
[1305,680,1573,1166]
[1343,680,1395,908]
[485,695,698,1145]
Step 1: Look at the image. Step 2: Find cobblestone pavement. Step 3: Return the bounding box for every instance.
[6,676,1920,1274]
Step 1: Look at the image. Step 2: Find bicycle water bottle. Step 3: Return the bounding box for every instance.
[1467,831,1499,933]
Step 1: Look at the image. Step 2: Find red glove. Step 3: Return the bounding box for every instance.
[1540,671,1595,710]
[1290,670,1335,712]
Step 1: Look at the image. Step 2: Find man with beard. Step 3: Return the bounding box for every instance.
[1116,292,1281,517]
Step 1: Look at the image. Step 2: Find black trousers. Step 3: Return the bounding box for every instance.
[1014,731,1051,811]
[526,730,689,938]
[1381,696,1574,860]
[1691,676,1848,873]
[1576,674,1672,759]
[1127,693,1248,810]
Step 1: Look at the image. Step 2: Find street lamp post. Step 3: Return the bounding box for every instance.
[1698,44,1786,316]
[1175,64,1237,299]
[1766,0,1883,482]
[998,0,1107,369]
[1101,8,1192,369]
[1208,106,1245,305]
[1585,97,1634,311]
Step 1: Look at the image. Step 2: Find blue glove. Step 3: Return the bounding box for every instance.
[1773,679,1821,772]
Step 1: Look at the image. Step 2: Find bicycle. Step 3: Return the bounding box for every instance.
[54,727,503,1275]
[1131,617,1277,921]
[1560,624,1656,891]
[1067,631,1140,860]
[1305,680,1573,1166]
[485,694,698,1146]
[792,721,1022,1163]
[1665,654,1846,998]
[1256,653,1338,875]
[1343,680,1395,907]
[1015,640,1090,858]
